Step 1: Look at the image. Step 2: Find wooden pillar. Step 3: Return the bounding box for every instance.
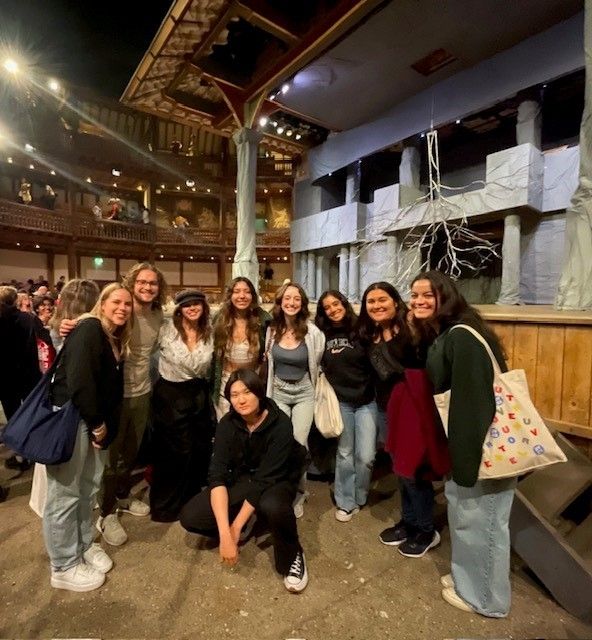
[180,260,184,287]
[218,256,225,291]
[47,251,55,287]
[67,242,77,280]
[115,257,121,282]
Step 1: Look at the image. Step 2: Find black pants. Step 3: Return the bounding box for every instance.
[150,377,214,522]
[179,480,301,575]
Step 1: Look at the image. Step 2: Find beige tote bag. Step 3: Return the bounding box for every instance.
[314,372,344,438]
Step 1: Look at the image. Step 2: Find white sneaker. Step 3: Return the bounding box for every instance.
[440,573,454,588]
[441,587,475,612]
[293,491,309,519]
[96,513,128,546]
[51,563,105,592]
[335,507,360,522]
[118,497,150,517]
[283,551,308,593]
[83,543,113,573]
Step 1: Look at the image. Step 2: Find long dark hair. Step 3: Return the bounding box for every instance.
[213,277,262,356]
[224,367,268,417]
[271,282,309,342]
[315,289,357,338]
[410,270,504,354]
[174,297,211,344]
[357,281,411,344]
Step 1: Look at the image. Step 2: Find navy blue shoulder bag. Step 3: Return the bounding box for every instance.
[1,347,80,465]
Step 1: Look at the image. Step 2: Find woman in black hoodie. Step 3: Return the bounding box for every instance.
[180,368,309,593]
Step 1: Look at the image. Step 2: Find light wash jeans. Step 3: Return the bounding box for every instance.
[43,421,107,571]
[445,477,517,618]
[272,374,315,449]
[334,401,377,511]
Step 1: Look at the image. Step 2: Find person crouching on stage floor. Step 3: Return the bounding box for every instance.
[44,283,133,592]
[179,368,309,593]
[149,289,215,522]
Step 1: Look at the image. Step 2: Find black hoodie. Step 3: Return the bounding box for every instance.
[208,399,306,508]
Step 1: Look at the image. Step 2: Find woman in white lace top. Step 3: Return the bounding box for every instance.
[150,289,215,522]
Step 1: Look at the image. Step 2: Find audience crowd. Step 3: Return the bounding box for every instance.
[0,264,515,615]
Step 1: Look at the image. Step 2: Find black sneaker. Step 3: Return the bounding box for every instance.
[379,520,410,546]
[283,551,308,593]
[398,529,441,558]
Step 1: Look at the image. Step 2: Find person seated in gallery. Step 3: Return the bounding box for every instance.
[40,185,57,210]
[179,368,310,593]
[17,178,32,205]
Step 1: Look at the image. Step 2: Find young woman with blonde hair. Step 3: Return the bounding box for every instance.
[43,283,133,592]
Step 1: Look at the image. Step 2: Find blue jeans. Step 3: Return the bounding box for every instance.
[43,421,107,570]
[334,401,377,511]
[399,476,434,532]
[445,477,517,617]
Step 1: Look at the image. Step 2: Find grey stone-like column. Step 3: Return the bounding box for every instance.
[232,127,262,290]
[385,235,400,285]
[307,251,316,300]
[348,244,359,302]
[297,253,307,291]
[339,246,349,294]
[315,253,326,300]
[399,146,420,189]
[496,214,522,305]
[345,161,362,203]
[516,100,542,149]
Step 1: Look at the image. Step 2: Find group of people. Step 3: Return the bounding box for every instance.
[0,263,515,616]
[16,178,57,210]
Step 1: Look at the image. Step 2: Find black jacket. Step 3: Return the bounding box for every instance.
[51,318,124,447]
[208,399,306,508]
[0,306,40,395]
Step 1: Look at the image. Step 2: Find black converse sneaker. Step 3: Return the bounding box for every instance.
[283,551,308,593]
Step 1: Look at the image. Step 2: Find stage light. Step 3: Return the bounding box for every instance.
[50,169,56,175]
[191,187,196,192]
[3,58,18,74]
[277,126,284,134]
[160,183,165,189]
[86,177,92,183]
[207,188,211,193]
[112,182,117,187]
[160,254,164,258]
[295,133,302,140]
[286,130,293,137]
[186,178,195,188]
[25,143,35,152]
[29,164,34,169]
[259,116,268,127]
[176,185,181,190]
[279,189,283,193]
[7,157,12,163]
[281,83,290,94]
[136,185,143,191]
[48,79,60,92]
[189,256,194,260]
[271,121,278,128]
[35,244,40,249]
[455,119,461,124]
[264,188,268,194]
[93,256,104,268]
[111,168,121,177]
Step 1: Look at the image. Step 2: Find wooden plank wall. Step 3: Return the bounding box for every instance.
[489,321,592,440]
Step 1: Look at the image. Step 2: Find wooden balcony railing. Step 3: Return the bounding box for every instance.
[0,198,290,251]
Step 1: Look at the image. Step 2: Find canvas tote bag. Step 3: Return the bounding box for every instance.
[433,324,566,480]
[314,372,344,438]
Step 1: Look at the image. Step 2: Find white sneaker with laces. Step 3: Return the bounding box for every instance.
[83,543,113,573]
[96,513,128,546]
[51,562,105,592]
[118,497,150,517]
[440,573,454,588]
[284,551,308,593]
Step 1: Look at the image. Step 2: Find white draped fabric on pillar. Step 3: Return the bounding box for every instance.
[497,214,522,305]
[232,127,262,290]
[556,1,592,310]
[348,244,359,303]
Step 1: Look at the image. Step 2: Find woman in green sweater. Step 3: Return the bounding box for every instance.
[410,270,516,618]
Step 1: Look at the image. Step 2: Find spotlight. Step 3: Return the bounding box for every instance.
[207,188,211,193]
[283,256,288,261]
[234,188,237,193]
[48,79,60,92]
[271,121,278,128]
[189,256,194,260]
[258,116,268,127]
[160,183,165,189]
[264,188,268,194]
[86,177,92,183]
[281,83,290,95]
[295,133,302,141]
[279,189,283,193]
[3,58,18,74]
[210,256,215,261]
[50,169,56,175]
[191,187,196,192]
[160,254,164,259]
[286,130,293,137]
[7,157,13,163]
[111,168,121,177]
[269,92,278,100]
[136,185,143,191]
[112,183,117,188]
[25,143,35,152]
[29,164,34,169]
[455,119,461,124]
[277,126,285,134]
[420,132,425,138]
[35,244,40,249]
[16,242,20,246]
[176,185,181,190]
[186,178,195,188]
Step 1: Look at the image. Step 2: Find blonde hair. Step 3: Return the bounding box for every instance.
[79,283,133,359]
[50,279,100,331]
